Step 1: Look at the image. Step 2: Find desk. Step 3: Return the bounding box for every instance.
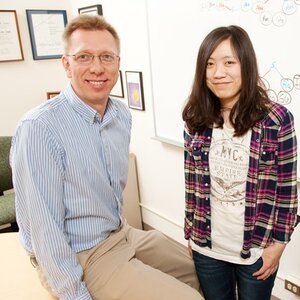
[0,232,55,299]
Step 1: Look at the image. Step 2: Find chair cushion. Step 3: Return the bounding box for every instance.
[0,192,16,225]
[0,136,13,194]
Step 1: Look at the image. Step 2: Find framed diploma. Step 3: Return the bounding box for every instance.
[26,10,68,60]
[0,10,24,62]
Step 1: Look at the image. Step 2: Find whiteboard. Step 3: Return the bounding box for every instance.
[146,0,300,178]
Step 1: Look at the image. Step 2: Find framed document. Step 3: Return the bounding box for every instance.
[110,71,124,98]
[26,10,67,60]
[47,91,60,99]
[0,10,24,62]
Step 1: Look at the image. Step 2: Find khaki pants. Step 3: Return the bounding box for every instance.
[38,221,202,300]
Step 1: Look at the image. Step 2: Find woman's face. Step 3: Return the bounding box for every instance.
[206,38,242,108]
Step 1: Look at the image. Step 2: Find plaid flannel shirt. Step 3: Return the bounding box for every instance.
[184,102,299,258]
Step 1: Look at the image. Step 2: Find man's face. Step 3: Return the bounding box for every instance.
[62,29,120,111]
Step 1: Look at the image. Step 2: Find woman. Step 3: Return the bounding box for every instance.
[182,25,299,300]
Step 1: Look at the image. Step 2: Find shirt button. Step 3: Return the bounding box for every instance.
[205,183,208,186]
[256,139,259,142]
[204,152,207,155]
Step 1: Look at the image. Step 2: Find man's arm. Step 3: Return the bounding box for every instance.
[11,120,92,300]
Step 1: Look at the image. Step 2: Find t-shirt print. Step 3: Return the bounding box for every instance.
[210,125,251,205]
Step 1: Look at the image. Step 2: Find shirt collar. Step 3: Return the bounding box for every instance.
[63,83,118,125]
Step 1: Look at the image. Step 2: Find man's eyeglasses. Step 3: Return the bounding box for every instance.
[66,52,119,65]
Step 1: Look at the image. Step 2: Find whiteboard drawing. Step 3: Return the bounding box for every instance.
[199,0,299,26]
[261,62,300,106]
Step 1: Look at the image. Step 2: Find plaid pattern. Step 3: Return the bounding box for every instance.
[184,102,299,258]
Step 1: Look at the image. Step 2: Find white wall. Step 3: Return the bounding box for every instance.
[0,0,72,136]
[1,0,300,299]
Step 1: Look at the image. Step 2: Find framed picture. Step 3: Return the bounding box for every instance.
[0,10,24,62]
[126,71,145,111]
[78,5,103,16]
[26,10,67,60]
[110,71,124,98]
[47,91,60,99]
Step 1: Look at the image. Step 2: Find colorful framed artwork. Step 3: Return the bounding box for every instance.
[110,70,124,98]
[126,71,145,111]
[0,10,24,62]
[78,5,103,16]
[26,10,67,60]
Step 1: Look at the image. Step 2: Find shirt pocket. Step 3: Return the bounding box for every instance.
[191,141,209,171]
[259,143,278,171]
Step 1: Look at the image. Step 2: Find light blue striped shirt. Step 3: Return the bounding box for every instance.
[10,83,132,300]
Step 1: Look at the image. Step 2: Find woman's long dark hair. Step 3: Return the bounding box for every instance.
[182,25,270,136]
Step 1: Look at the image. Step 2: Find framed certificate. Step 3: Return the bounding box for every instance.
[26,10,67,60]
[0,10,24,62]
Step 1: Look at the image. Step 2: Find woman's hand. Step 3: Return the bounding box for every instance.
[253,242,286,280]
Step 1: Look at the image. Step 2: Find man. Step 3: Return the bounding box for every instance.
[10,15,201,300]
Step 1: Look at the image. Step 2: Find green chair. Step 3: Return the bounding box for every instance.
[0,136,18,231]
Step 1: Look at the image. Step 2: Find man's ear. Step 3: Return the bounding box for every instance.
[62,56,72,78]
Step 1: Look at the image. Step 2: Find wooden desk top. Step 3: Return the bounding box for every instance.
[0,232,55,299]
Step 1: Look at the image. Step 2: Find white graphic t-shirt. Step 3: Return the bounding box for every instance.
[192,124,262,264]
